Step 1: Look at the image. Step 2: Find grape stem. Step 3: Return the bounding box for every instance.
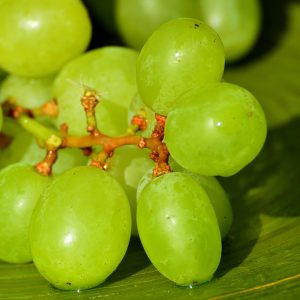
[2,97,58,119]
[2,91,171,177]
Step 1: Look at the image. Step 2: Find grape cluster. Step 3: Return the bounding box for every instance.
[0,0,266,292]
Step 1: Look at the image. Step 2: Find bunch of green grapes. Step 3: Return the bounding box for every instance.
[0,0,267,293]
[135,17,266,286]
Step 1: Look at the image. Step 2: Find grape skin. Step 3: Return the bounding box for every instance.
[136,18,225,116]
[30,166,131,290]
[0,0,91,77]
[137,172,221,286]
[165,82,267,176]
[0,163,50,263]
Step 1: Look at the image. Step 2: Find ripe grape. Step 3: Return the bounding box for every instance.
[30,166,131,290]
[165,82,267,176]
[196,0,261,62]
[0,163,50,263]
[0,0,91,77]
[137,172,221,286]
[136,18,225,115]
[53,46,138,136]
[137,162,232,239]
[107,145,154,235]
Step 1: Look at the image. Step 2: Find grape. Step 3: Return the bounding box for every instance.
[0,163,50,263]
[127,94,156,138]
[30,166,131,290]
[137,172,221,286]
[0,118,88,173]
[137,161,232,239]
[196,0,261,62]
[136,18,225,115]
[53,46,139,136]
[0,0,91,77]
[169,157,232,239]
[165,82,267,176]
[0,74,54,108]
[107,145,154,235]
[115,0,197,50]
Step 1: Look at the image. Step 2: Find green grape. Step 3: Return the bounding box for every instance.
[169,157,232,239]
[107,145,154,236]
[0,163,50,263]
[0,118,88,172]
[165,82,267,177]
[137,172,221,286]
[53,46,139,136]
[136,18,225,115]
[115,0,198,50]
[0,74,54,108]
[30,166,131,290]
[0,0,91,77]
[128,94,156,138]
[196,0,261,62]
[137,162,232,239]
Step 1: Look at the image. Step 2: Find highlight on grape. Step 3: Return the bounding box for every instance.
[0,0,266,292]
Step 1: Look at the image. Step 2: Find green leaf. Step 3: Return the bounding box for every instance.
[1,2,300,299]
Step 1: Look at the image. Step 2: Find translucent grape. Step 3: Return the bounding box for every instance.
[137,172,221,286]
[137,162,232,239]
[30,166,131,290]
[196,0,261,62]
[0,163,50,263]
[53,46,139,136]
[165,82,267,176]
[0,74,54,108]
[107,145,154,235]
[136,18,225,115]
[115,0,197,50]
[0,0,91,77]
